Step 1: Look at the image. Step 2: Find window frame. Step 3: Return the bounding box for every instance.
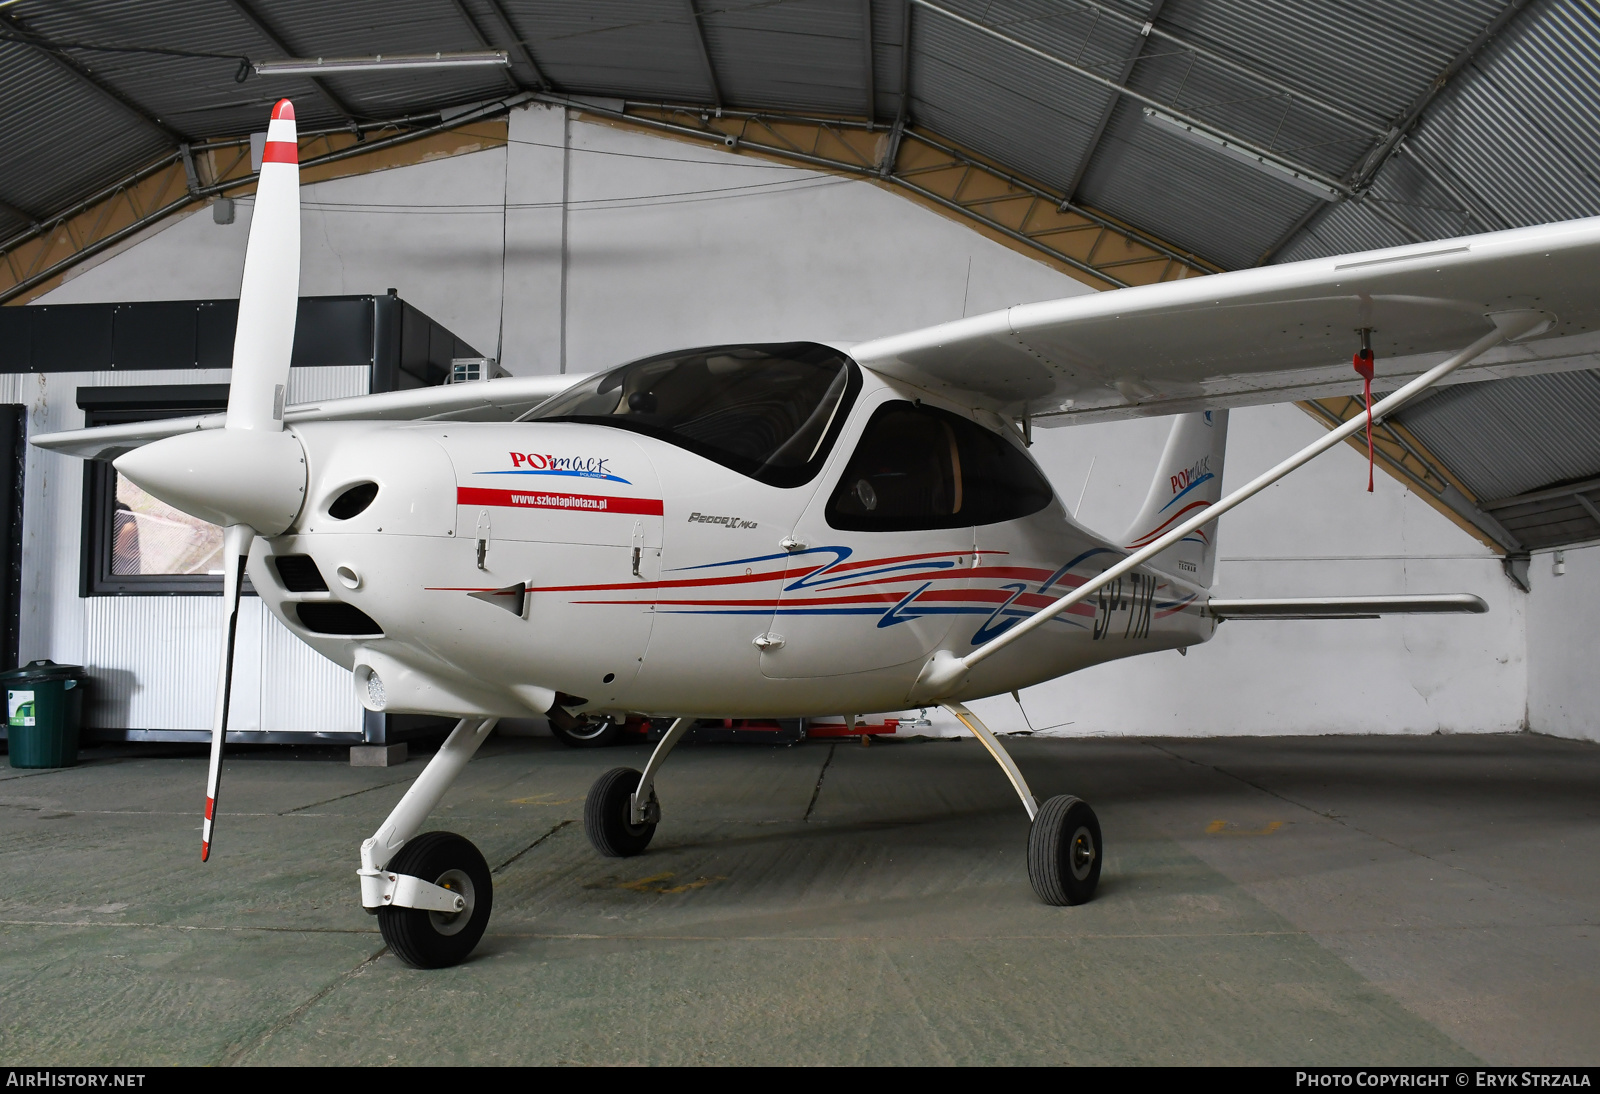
[524,341,863,490]
[825,398,1054,532]
[80,386,245,597]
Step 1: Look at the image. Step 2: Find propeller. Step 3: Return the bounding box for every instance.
[115,99,305,861]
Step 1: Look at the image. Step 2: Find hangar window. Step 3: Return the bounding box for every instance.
[826,401,1053,531]
[523,342,860,488]
[80,385,237,596]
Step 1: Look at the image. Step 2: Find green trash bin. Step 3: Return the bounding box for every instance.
[3,660,86,769]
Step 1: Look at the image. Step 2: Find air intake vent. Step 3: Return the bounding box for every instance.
[328,481,379,519]
[296,602,382,636]
[273,554,328,592]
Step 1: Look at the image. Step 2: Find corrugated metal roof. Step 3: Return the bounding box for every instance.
[1398,369,1600,504]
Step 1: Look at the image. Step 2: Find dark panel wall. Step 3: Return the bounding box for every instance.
[0,297,382,373]
[0,406,23,671]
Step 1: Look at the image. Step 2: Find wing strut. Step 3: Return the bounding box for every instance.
[909,309,1550,703]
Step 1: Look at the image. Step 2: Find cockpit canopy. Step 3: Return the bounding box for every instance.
[525,342,859,487]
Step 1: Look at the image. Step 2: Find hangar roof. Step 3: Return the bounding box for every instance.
[1,0,1596,552]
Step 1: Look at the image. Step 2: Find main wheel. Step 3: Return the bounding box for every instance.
[377,831,493,969]
[585,766,656,857]
[550,714,621,748]
[1027,795,1102,906]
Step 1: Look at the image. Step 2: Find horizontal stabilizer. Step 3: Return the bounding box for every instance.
[1207,594,1489,620]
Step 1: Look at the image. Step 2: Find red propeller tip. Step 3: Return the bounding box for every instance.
[271,99,295,121]
[201,841,210,862]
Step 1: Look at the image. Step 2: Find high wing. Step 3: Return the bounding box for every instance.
[32,373,591,460]
[850,217,1600,424]
[34,216,1600,460]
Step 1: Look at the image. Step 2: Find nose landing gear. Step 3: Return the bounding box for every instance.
[375,831,494,968]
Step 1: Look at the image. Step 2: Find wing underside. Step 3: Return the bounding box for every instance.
[851,217,1600,424]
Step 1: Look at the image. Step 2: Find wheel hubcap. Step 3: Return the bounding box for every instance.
[1069,826,1096,881]
[429,868,475,935]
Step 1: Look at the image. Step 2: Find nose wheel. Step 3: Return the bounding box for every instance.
[377,831,494,968]
[1027,795,1102,905]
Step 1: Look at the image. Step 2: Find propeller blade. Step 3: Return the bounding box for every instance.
[228,98,300,433]
[201,523,254,862]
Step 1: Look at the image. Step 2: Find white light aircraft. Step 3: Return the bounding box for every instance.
[35,100,1600,968]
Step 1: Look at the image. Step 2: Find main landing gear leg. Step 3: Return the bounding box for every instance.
[585,716,692,857]
[941,701,1102,906]
[359,716,499,968]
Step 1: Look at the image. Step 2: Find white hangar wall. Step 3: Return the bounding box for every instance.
[35,103,1562,740]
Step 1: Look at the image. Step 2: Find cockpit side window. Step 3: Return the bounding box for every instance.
[826,400,1053,531]
[523,342,859,488]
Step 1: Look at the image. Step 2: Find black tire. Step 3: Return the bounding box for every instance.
[585,766,656,857]
[377,832,493,969]
[550,714,622,748]
[1027,795,1102,906]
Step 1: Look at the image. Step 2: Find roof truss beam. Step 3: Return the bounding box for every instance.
[1301,397,1521,552]
[909,0,1348,199]
[1064,0,1166,202]
[860,0,876,122]
[684,1,723,109]
[1266,0,1533,263]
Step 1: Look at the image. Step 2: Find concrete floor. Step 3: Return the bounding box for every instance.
[0,731,1595,1066]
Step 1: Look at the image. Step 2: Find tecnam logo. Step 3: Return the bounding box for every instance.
[476,452,632,485]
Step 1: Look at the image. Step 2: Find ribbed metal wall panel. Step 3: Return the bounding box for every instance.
[284,364,369,404]
[83,595,219,730]
[259,604,363,734]
[77,365,367,405]
[80,596,362,733]
[1397,369,1600,503]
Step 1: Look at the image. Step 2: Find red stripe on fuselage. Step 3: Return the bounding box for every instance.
[458,486,663,516]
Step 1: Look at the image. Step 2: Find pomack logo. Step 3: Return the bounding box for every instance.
[1170,456,1213,497]
[477,452,632,485]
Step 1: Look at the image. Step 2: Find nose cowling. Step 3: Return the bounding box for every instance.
[115,428,307,534]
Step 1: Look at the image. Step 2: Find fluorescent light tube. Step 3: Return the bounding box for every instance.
[255,50,510,77]
[1142,107,1343,201]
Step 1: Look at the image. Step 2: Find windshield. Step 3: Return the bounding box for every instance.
[524,342,859,487]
